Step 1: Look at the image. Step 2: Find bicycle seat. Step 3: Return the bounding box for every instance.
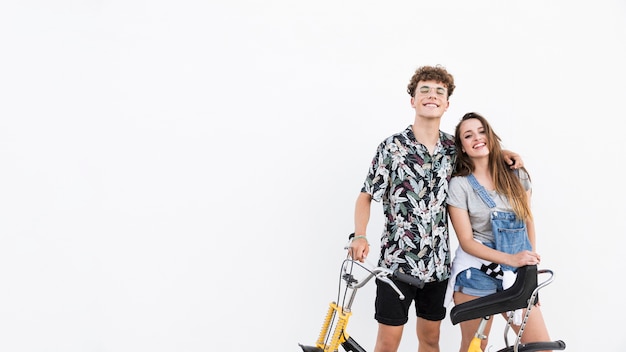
[450,265,537,325]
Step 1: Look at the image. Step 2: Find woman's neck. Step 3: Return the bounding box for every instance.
[471,159,493,190]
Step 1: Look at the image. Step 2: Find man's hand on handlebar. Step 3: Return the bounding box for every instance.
[349,236,369,263]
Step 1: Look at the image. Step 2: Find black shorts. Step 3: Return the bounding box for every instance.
[374,278,448,326]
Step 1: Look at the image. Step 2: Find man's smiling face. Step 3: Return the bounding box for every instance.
[410,80,449,118]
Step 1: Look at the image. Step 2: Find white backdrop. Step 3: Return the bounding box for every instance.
[1,1,625,351]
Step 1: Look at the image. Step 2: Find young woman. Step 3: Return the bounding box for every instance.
[446,112,552,352]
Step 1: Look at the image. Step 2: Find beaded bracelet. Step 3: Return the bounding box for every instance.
[353,235,368,241]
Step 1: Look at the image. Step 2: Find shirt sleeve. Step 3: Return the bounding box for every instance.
[360,141,389,202]
[517,168,532,191]
[447,176,468,210]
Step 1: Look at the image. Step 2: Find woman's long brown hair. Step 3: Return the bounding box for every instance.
[453,112,532,220]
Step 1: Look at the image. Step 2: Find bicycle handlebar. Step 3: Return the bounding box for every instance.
[344,233,425,300]
[392,270,425,288]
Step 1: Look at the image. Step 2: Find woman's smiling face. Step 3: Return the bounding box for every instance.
[459,118,489,158]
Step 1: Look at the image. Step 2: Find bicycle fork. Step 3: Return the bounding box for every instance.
[311,302,351,352]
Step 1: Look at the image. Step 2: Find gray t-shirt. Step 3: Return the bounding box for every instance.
[447,170,531,244]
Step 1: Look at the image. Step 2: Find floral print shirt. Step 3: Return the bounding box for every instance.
[361,126,457,283]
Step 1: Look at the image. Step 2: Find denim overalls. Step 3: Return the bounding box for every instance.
[467,174,531,272]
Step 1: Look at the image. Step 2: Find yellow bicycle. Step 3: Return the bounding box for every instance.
[300,233,567,352]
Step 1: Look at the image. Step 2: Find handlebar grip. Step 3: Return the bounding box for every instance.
[392,270,425,289]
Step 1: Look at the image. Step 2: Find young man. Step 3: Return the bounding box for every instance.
[349,65,521,352]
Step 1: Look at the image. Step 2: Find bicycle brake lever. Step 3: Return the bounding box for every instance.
[377,275,405,300]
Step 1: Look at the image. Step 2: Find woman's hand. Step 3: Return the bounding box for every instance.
[509,250,541,267]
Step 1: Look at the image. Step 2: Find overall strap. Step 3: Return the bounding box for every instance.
[465,174,506,278]
[467,174,496,208]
